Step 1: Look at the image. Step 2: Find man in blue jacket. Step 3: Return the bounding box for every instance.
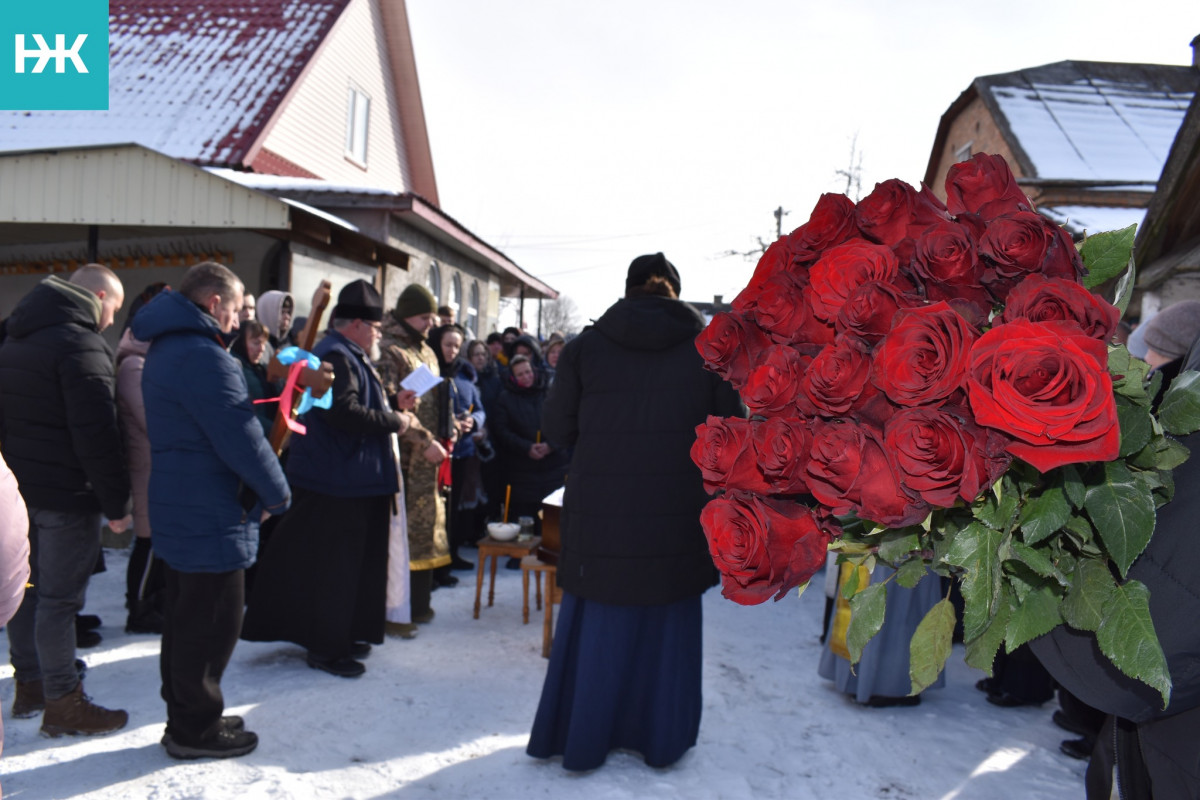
[133,263,290,760]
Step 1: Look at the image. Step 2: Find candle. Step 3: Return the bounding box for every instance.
[503,484,512,524]
[535,430,541,444]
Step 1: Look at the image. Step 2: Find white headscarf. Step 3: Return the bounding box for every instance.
[257,290,293,342]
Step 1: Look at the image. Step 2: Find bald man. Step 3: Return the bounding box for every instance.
[0,264,133,737]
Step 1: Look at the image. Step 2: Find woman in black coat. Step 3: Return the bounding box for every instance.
[526,253,744,772]
[490,355,568,529]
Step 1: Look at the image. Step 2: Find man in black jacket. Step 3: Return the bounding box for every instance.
[0,265,133,737]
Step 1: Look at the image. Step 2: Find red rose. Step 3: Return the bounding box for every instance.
[740,345,808,417]
[1000,275,1119,341]
[884,406,1011,508]
[784,192,858,266]
[701,493,834,604]
[980,212,1084,292]
[696,311,772,389]
[835,281,918,345]
[944,153,1032,219]
[967,319,1120,471]
[911,217,993,318]
[807,241,899,323]
[691,416,771,495]
[806,420,930,527]
[855,179,950,251]
[871,302,976,408]
[752,417,811,494]
[733,194,857,311]
[738,272,834,348]
[800,336,876,417]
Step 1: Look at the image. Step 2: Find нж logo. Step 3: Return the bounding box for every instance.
[1,1,108,110]
[15,34,89,74]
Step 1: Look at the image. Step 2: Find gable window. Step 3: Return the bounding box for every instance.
[954,141,973,163]
[345,86,370,166]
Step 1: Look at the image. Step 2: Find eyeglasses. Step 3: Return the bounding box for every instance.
[362,320,382,332]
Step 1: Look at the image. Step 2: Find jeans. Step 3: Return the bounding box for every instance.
[7,508,100,698]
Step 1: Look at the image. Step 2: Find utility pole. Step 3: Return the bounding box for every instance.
[774,206,789,238]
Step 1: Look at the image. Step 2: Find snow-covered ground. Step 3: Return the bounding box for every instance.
[2,546,1087,799]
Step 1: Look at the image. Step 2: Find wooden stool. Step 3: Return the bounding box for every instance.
[473,535,541,619]
[520,555,561,658]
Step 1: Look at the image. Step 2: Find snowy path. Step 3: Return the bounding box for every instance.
[1,547,1086,799]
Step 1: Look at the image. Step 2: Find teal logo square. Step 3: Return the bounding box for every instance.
[0,1,109,110]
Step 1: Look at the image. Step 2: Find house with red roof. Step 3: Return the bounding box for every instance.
[0,0,554,336]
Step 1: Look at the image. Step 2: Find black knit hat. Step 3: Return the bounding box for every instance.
[332,279,384,322]
[625,252,681,296]
[393,283,439,321]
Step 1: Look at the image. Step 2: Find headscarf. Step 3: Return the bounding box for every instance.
[257,290,293,342]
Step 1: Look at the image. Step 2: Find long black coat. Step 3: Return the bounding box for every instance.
[543,296,744,606]
[0,277,130,519]
[492,371,568,508]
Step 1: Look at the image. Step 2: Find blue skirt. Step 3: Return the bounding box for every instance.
[527,591,703,771]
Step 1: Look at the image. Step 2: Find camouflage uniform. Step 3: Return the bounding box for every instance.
[376,315,450,570]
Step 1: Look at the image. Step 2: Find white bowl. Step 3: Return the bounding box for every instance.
[487,522,520,541]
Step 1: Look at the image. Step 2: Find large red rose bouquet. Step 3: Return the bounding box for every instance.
[693,153,1200,705]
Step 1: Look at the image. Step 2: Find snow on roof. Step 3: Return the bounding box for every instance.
[1039,204,1147,238]
[0,1,349,165]
[982,62,1198,183]
[206,167,400,196]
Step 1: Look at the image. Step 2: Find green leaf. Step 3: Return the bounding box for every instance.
[894,558,927,589]
[1111,253,1137,316]
[1080,224,1136,288]
[846,581,887,664]
[1007,540,1059,580]
[1109,346,1152,402]
[1084,461,1156,578]
[795,579,811,601]
[1018,486,1072,545]
[910,598,956,695]
[964,596,1012,674]
[1158,371,1200,436]
[1116,398,1154,458]
[943,522,1005,642]
[840,563,863,600]
[1061,465,1086,509]
[1005,584,1063,651]
[1154,438,1191,471]
[1097,580,1171,708]
[974,483,1019,531]
[1063,513,1095,547]
[1061,559,1116,632]
[876,528,922,565]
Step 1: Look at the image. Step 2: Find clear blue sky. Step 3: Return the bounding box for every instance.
[406,1,1199,326]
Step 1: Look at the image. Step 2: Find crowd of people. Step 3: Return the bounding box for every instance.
[0,258,1196,798]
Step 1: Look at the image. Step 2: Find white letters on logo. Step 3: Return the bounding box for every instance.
[14,34,89,74]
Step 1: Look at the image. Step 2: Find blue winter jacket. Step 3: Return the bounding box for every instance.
[132,291,290,572]
[446,358,486,460]
[285,330,403,498]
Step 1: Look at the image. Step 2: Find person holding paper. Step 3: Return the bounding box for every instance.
[376,283,450,629]
[242,280,415,677]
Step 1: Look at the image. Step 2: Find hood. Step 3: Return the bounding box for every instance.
[592,296,705,351]
[257,290,293,340]
[130,290,222,343]
[116,328,151,365]
[5,275,101,339]
[450,357,478,383]
[507,334,545,365]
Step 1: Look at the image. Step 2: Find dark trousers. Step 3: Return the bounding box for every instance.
[160,565,243,744]
[8,508,100,698]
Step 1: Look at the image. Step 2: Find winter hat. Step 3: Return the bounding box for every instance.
[625,252,681,296]
[333,279,384,322]
[1142,300,1200,361]
[393,283,438,321]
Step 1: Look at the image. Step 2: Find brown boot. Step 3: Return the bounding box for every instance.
[40,683,128,737]
[12,679,44,719]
